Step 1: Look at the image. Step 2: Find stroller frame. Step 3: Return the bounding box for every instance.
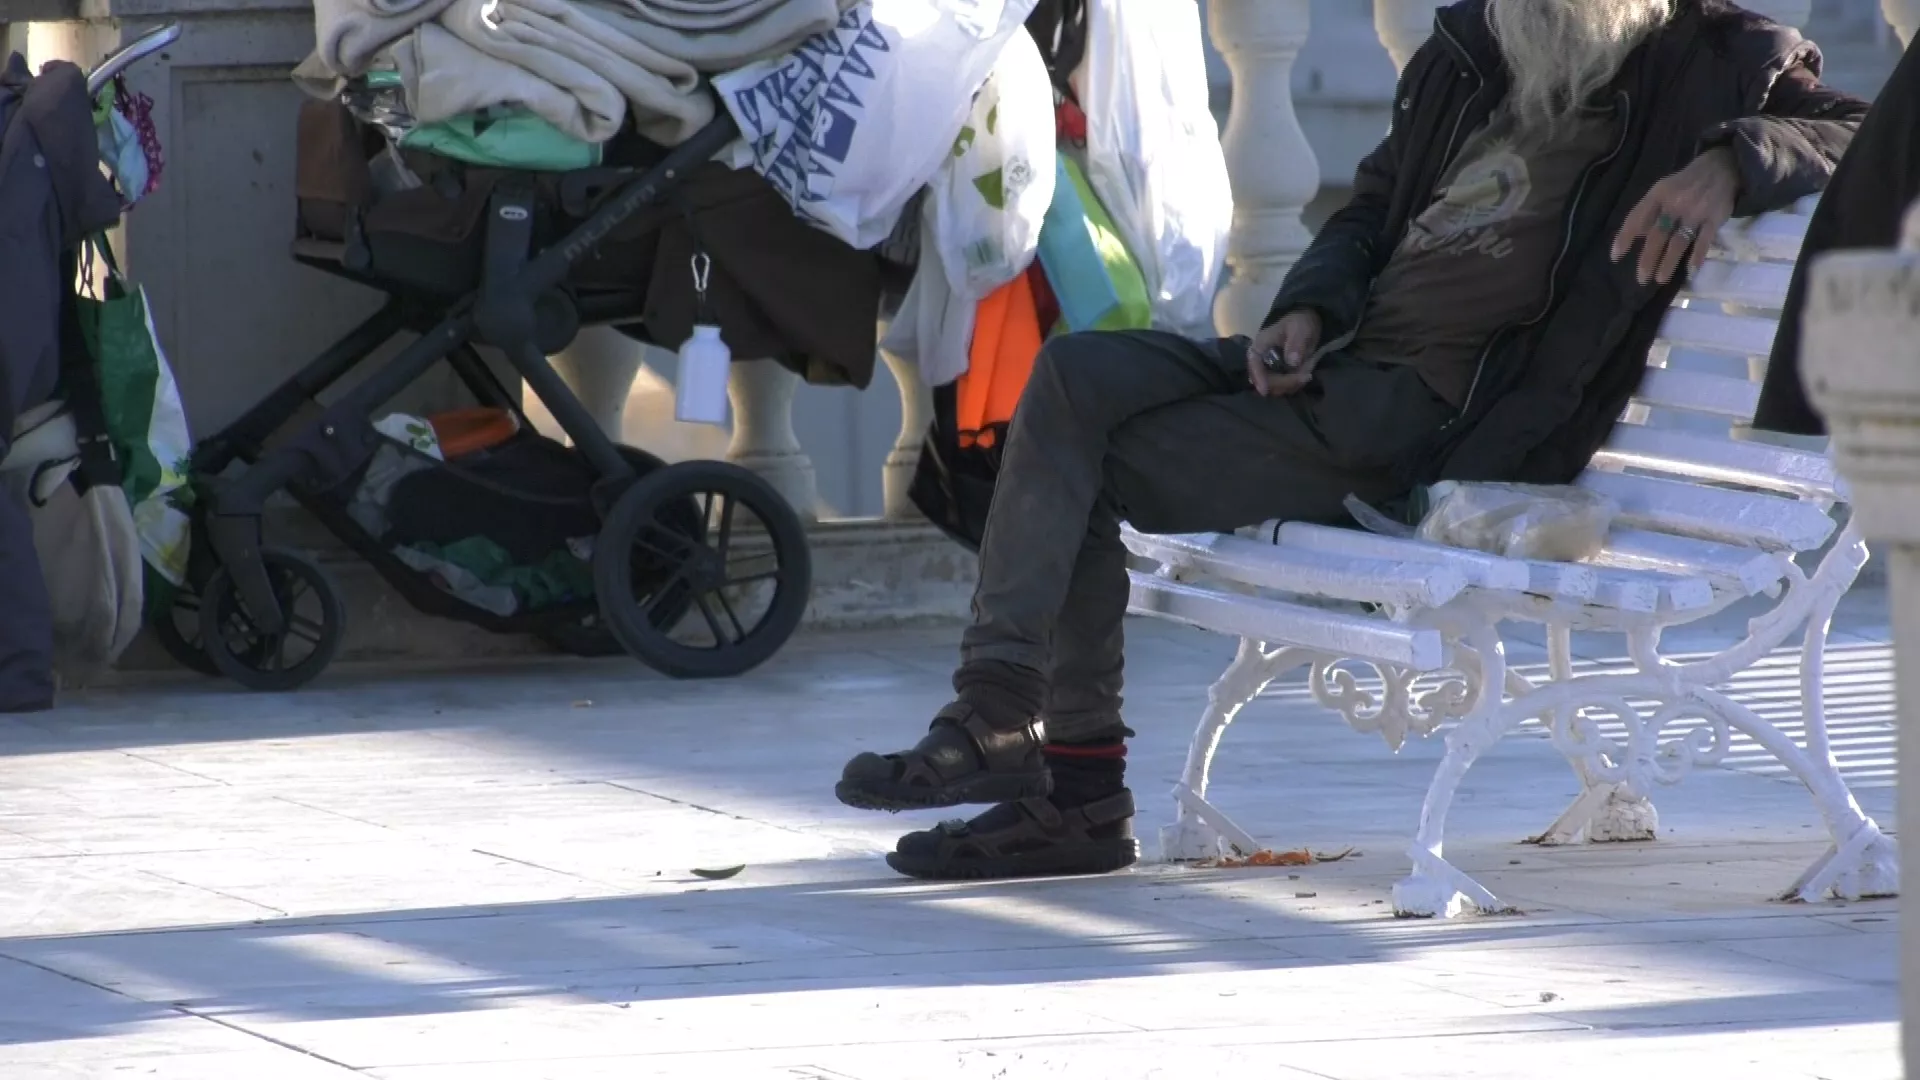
[177,111,814,689]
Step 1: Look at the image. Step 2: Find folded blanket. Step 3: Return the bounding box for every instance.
[434,0,713,143]
[584,0,855,70]
[299,0,855,145]
[311,0,456,76]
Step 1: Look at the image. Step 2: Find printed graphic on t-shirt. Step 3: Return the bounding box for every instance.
[1405,138,1531,259]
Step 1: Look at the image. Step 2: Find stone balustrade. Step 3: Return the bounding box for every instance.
[1802,198,1920,1080]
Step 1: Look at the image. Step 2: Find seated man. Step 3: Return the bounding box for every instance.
[836,0,1868,880]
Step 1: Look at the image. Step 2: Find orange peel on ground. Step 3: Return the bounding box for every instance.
[1203,847,1356,869]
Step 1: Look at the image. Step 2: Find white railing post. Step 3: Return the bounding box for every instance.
[1884,0,1920,46]
[1802,200,1920,1080]
[1373,0,1442,72]
[879,346,932,522]
[1209,0,1318,337]
[727,358,819,521]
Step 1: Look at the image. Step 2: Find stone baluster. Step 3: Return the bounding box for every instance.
[1373,0,1442,72]
[1884,0,1920,46]
[1802,200,1920,1080]
[879,344,933,522]
[727,358,819,521]
[548,327,646,442]
[1209,0,1319,337]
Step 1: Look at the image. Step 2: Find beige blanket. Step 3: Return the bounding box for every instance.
[299,0,854,145]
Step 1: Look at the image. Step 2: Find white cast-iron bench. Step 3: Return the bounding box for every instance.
[1124,197,1899,917]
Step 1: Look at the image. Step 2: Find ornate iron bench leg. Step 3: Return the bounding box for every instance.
[1161,639,1316,862]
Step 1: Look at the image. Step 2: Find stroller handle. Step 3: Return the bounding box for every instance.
[87,23,181,97]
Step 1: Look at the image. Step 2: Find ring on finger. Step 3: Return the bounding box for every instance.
[1674,223,1699,241]
[1655,213,1679,233]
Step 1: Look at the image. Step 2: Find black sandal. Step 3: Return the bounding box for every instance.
[886,790,1139,880]
[835,703,1050,812]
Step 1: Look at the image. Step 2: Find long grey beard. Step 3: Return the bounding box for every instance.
[1488,0,1672,139]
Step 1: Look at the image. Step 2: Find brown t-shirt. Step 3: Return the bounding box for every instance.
[1347,104,1621,406]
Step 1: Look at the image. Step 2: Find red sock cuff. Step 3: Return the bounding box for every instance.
[1045,742,1127,760]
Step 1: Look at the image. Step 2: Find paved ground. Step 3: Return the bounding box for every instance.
[0,588,1899,1079]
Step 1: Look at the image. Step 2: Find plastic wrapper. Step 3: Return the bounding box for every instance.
[1412,481,1619,562]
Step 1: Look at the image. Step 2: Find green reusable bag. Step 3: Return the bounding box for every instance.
[74,236,194,590]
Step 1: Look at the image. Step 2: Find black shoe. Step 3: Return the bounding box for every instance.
[835,702,1050,812]
[886,789,1139,880]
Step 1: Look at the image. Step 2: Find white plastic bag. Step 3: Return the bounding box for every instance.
[925,30,1056,299]
[715,0,1043,251]
[880,197,978,388]
[1415,482,1619,562]
[1076,0,1232,338]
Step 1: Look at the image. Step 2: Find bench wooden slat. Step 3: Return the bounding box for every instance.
[1630,367,1763,422]
[1587,566,1715,613]
[1710,211,1809,262]
[1591,527,1785,596]
[1126,571,1445,671]
[1594,425,1843,499]
[1655,308,1781,358]
[1575,470,1836,552]
[1269,522,1531,592]
[1120,527,1468,609]
[1681,259,1792,309]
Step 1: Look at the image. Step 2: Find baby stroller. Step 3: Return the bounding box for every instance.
[152,91,813,691]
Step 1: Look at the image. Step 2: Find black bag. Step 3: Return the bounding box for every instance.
[908,381,1004,553]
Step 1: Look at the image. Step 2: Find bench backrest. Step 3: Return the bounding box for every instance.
[1575,197,1840,554]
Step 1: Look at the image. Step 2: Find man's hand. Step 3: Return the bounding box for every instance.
[1611,145,1742,286]
[1247,309,1323,396]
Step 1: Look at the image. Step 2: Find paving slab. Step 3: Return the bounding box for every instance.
[0,605,1901,1078]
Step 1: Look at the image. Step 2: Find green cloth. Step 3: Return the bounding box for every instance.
[401,112,602,171]
[418,536,594,611]
[362,72,600,171]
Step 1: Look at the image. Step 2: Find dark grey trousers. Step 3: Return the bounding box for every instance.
[959,330,1452,743]
[0,479,53,711]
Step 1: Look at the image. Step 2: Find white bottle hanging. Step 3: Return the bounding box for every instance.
[674,252,731,426]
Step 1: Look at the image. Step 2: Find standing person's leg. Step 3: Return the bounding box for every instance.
[835,330,1246,811]
[868,353,1456,879]
[1760,36,1920,436]
[0,479,54,713]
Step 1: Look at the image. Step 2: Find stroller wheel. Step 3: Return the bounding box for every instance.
[151,585,222,677]
[201,548,346,691]
[593,460,811,678]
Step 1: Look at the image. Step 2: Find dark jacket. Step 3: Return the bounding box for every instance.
[0,55,123,451]
[1266,0,1867,485]
[1759,35,1920,436]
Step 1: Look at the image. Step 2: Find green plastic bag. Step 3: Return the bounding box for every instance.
[1061,156,1151,332]
[74,237,193,589]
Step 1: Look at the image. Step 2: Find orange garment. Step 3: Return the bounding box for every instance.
[956,271,1045,450]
